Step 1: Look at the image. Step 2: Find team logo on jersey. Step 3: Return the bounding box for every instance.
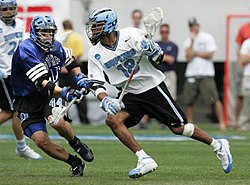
[104,48,136,68]
[4,32,23,42]
[45,54,60,67]
[95,54,101,60]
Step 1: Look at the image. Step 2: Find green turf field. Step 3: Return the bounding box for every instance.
[0,123,249,185]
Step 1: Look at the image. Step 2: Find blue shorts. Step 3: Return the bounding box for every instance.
[23,122,48,138]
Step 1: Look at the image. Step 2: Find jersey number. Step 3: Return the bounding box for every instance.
[116,59,140,77]
[8,40,21,55]
[49,98,63,108]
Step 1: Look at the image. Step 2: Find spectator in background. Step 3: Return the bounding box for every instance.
[237,38,250,130]
[131,9,145,30]
[183,17,225,130]
[234,21,250,129]
[59,20,89,124]
[157,24,178,100]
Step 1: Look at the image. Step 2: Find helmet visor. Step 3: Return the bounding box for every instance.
[86,20,105,45]
[36,28,57,50]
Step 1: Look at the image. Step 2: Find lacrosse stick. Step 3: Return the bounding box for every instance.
[49,80,105,125]
[118,7,163,103]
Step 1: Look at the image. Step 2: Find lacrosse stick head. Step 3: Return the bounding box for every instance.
[143,7,163,39]
[48,106,67,125]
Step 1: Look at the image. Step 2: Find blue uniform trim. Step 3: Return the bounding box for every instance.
[23,122,47,138]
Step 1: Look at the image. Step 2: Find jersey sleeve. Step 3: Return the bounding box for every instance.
[240,39,250,55]
[19,44,48,83]
[62,46,73,67]
[206,34,217,52]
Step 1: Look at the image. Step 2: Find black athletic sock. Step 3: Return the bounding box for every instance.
[66,154,78,165]
[68,136,81,151]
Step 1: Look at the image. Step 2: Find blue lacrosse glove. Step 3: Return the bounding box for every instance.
[61,87,83,102]
[140,38,163,63]
[0,69,7,80]
[73,73,88,89]
[100,96,125,115]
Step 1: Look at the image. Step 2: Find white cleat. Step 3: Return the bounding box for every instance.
[128,156,158,178]
[16,146,42,160]
[215,139,233,173]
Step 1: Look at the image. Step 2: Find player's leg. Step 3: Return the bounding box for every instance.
[24,121,84,177]
[183,77,198,123]
[199,77,225,130]
[46,97,93,162]
[0,78,41,159]
[106,111,141,152]
[12,112,42,160]
[170,124,232,173]
[154,82,232,173]
[48,108,93,162]
[105,96,158,178]
[0,110,12,124]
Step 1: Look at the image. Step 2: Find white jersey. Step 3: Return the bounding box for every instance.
[183,31,217,77]
[88,27,165,94]
[0,18,24,75]
[240,38,250,76]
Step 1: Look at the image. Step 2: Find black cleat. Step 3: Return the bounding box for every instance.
[71,156,85,177]
[76,142,94,162]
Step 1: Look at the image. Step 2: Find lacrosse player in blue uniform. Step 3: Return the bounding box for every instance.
[12,15,94,177]
[86,8,233,178]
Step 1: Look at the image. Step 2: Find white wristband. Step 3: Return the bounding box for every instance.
[95,88,107,97]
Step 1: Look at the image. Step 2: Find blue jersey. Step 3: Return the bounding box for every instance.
[11,38,67,97]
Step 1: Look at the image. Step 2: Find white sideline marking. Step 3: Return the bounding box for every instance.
[0,134,247,141]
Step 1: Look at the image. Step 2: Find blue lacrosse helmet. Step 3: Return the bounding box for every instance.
[30,15,58,51]
[0,0,18,25]
[86,7,118,45]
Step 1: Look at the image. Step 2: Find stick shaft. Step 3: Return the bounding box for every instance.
[118,55,143,103]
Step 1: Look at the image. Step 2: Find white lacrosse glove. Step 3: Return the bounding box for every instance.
[100,96,125,115]
[139,37,163,63]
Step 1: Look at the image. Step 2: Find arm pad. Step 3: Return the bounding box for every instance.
[35,80,55,96]
[65,59,80,72]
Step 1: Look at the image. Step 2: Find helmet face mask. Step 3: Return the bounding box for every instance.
[0,0,17,26]
[86,8,118,45]
[30,16,58,52]
[86,20,106,45]
[36,29,57,51]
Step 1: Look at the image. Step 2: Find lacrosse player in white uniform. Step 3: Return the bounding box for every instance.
[0,0,41,160]
[86,7,233,178]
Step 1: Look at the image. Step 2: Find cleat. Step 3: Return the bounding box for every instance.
[215,139,233,173]
[16,146,42,160]
[128,156,158,178]
[76,142,94,162]
[70,156,85,177]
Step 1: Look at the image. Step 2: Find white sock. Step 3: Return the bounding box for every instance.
[16,138,27,151]
[210,138,220,151]
[135,149,148,159]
